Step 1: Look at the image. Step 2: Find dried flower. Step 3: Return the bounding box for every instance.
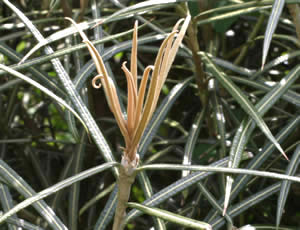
[66,16,190,168]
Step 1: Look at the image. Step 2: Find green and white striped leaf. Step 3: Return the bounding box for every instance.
[0,64,88,134]
[276,144,300,227]
[197,5,271,27]
[209,78,227,193]
[200,52,286,158]
[18,21,142,64]
[197,182,233,227]
[137,170,166,230]
[230,76,300,107]
[94,186,118,230]
[125,158,229,223]
[98,0,181,25]
[0,183,18,230]
[204,116,300,224]
[182,107,207,177]
[5,216,45,230]
[0,42,66,98]
[68,130,87,230]
[139,77,193,159]
[253,50,300,79]
[79,183,115,217]
[223,64,300,214]
[213,56,254,77]
[0,162,118,224]
[211,183,281,229]
[262,0,285,68]
[0,159,67,230]
[137,164,300,183]
[3,0,118,177]
[127,202,212,230]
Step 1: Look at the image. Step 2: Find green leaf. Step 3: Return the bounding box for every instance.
[223,64,300,214]
[0,64,88,134]
[0,162,118,224]
[16,41,26,53]
[0,159,67,230]
[69,130,87,230]
[127,202,212,230]
[262,0,285,68]
[182,107,207,177]
[94,186,118,230]
[212,0,238,33]
[204,116,300,224]
[200,52,286,158]
[211,183,281,229]
[188,1,200,17]
[3,0,119,177]
[126,158,229,223]
[276,144,300,227]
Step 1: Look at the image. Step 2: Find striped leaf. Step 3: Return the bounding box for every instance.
[0,162,118,224]
[68,130,87,230]
[262,0,285,68]
[211,183,281,229]
[94,186,118,230]
[125,158,229,223]
[0,159,67,230]
[200,52,286,158]
[3,0,119,177]
[223,64,300,214]
[276,144,300,227]
[0,64,88,135]
[182,107,207,178]
[204,116,300,224]
[127,202,212,230]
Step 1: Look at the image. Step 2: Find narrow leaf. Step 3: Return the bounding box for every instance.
[262,0,285,68]
[204,116,300,224]
[0,159,67,230]
[126,158,229,223]
[182,107,207,177]
[223,64,300,214]
[0,64,88,134]
[211,183,281,229]
[127,202,212,230]
[276,144,300,227]
[0,162,118,224]
[200,52,286,159]
[3,0,118,177]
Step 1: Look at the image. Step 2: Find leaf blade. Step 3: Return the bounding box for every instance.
[262,0,285,67]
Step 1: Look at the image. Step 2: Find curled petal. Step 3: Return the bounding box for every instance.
[92,75,103,89]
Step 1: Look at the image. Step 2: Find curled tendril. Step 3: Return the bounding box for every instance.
[92,75,103,89]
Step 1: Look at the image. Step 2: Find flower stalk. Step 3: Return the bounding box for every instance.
[66,15,190,230]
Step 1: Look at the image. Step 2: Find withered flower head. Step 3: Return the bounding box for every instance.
[67,16,190,169]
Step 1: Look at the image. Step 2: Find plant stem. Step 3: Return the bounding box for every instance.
[233,14,265,66]
[112,162,137,230]
[287,4,300,41]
